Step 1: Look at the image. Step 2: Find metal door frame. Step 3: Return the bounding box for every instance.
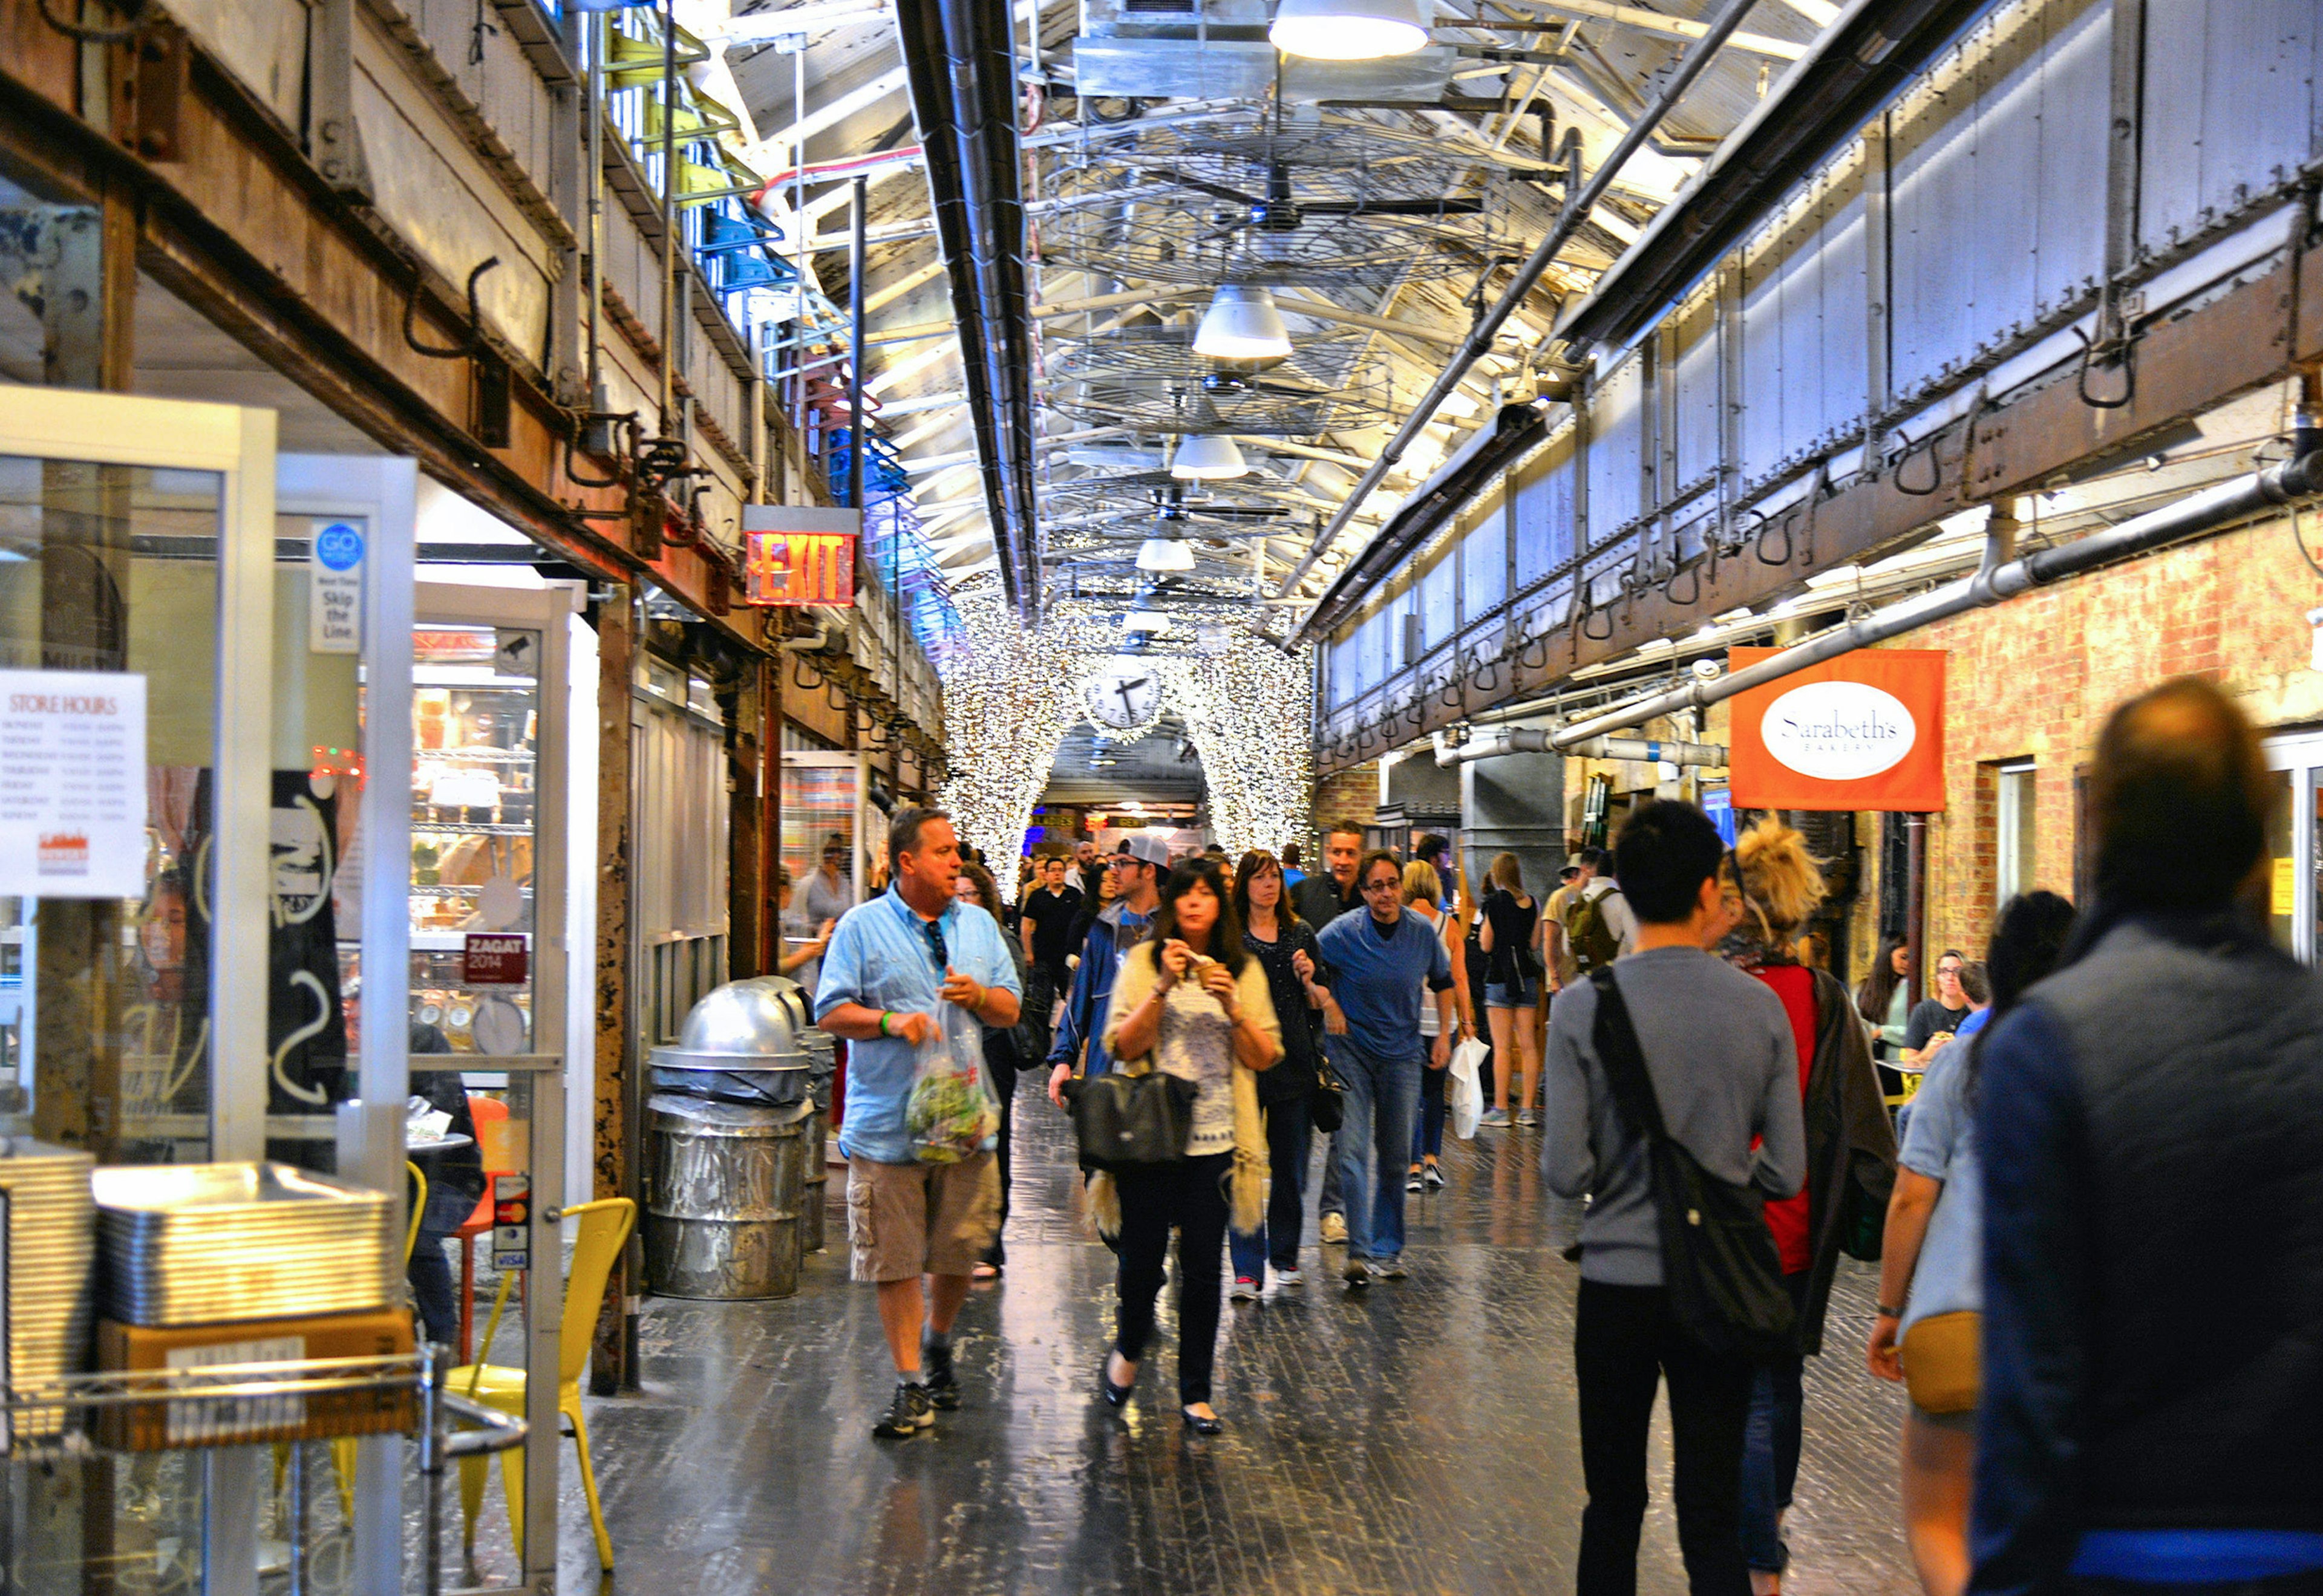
[414,581,575,1593]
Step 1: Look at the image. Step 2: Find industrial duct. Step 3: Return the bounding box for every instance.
[1517,446,2323,752]
[895,0,1041,619]
[1434,727,1728,767]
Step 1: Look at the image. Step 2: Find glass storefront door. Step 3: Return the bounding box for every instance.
[0,388,278,1165]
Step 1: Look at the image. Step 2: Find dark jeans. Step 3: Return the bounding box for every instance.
[1739,1271,1812,1572]
[1230,1096,1313,1282]
[1023,963,1062,1061]
[1411,1057,1448,1163]
[409,1232,458,1349]
[407,1174,480,1350]
[1319,1125,1345,1217]
[1575,1278,1755,1596]
[1333,1041,1421,1261]
[982,1057,1018,1268]
[1115,1151,1232,1405]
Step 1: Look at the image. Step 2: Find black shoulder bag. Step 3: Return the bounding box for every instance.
[1589,968,1795,1362]
[1062,1070,1197,1170]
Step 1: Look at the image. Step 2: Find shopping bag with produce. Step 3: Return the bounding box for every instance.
[906,1001,999,1162]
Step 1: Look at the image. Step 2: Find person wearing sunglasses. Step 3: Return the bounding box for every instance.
[814,806,1022,1442]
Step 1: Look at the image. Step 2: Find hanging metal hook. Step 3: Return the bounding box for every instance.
[404,256,500,360]
[34,0,146,44]
[1891,422,1942,497]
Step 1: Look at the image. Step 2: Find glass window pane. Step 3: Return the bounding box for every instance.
[412,625,540,1058]
[0,457,221,1164]
[263,515,368,1171]
[2266,768,2294,952]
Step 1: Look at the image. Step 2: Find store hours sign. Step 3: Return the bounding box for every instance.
[0,669,147,898]
[1728,648,1946,812]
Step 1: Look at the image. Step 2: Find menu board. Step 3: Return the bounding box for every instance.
[0,668,147,899]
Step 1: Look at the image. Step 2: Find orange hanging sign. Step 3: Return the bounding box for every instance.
[1727,647,1948,813]
[739,506,862,607]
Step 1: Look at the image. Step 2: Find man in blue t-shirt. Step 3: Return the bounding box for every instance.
[816,807,1021,1441]
[1315,849,1454,1286]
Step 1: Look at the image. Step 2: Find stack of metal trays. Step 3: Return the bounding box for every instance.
[0,1138,96,1435]
[91,1162,396,1328]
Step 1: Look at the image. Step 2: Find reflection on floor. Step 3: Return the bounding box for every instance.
[492,1086,1918,1595]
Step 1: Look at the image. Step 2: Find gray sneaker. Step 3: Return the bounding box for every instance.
[1374,1256,1409,1279]
[872,1382,935,1439]
[1275,1267,1305,1289]
[1478,1107,1512,1128]
[1517,1109,1539,1128]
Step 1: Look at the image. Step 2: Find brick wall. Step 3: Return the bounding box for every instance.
[1312,760,1379,850]
[1903,503,2319,959]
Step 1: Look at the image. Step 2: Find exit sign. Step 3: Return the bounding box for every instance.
[739,506,862,608]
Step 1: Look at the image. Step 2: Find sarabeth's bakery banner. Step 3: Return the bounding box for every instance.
[1727,648,1947,813]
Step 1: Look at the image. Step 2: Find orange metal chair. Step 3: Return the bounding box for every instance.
[454,1093,515,1361]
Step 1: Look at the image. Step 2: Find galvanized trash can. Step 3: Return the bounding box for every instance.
[647,976,815,1110]
[644,1095,812,1300]
[798,1029,836,1254]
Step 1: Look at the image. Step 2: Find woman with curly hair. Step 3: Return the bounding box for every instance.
[1714,818,1898,1593]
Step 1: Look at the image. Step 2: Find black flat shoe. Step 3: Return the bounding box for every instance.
[1181,1407,1224,1435]
[1100,1355,1135,1407]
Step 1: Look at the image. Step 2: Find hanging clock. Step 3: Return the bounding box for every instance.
[1082,666,1165,733]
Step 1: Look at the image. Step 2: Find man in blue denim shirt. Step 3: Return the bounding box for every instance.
[817,807,1021,1441]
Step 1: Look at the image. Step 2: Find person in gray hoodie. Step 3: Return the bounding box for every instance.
[1544,798,1806,1596]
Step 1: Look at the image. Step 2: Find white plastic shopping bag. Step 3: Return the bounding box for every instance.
[907,1000,999,1162]
[1448,1036,1488,1139]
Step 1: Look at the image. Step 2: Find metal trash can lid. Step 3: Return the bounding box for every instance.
[647,1093,814,1131]
[649,975,814,1070]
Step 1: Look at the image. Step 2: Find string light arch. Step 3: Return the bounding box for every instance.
[936,596,1315,890]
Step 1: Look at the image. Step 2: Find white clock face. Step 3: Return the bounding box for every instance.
[1083,669,1163,731]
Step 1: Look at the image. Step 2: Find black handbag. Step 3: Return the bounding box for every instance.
[1589,968,1796,1363]
[1308,1051,1349,1134]
[1062,1069,1197,1170]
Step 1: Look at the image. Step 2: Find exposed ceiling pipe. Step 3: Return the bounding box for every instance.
[1452,0,1810,60]
[1534,449,2323,749]
[896,0,1041,617]
[1272,0,1768,633]
[1433,727,1728,766]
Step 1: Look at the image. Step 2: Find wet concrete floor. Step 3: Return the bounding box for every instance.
[516,1085,1920,1595]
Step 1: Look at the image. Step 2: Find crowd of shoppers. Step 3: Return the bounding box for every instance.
[811,669,2320,1596]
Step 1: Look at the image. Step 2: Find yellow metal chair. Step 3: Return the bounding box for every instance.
[305,1162,428,1522]
[451,1196,636,1572]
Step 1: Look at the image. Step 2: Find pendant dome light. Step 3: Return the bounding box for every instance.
[1192,285,1294,362]
[1269,0,1429,60]
[1169,434,1249,480]
[1135,536,1198,573]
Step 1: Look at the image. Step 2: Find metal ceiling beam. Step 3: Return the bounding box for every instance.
[1272,0,1769,640]
[1556,0,1998,351]
[1451,0,1811,59]
[897,0,1041,617]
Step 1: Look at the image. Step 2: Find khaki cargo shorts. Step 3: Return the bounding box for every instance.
[847,1152,1000,1283]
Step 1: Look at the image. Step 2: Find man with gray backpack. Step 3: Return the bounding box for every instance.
[1544,800,1806,1594]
